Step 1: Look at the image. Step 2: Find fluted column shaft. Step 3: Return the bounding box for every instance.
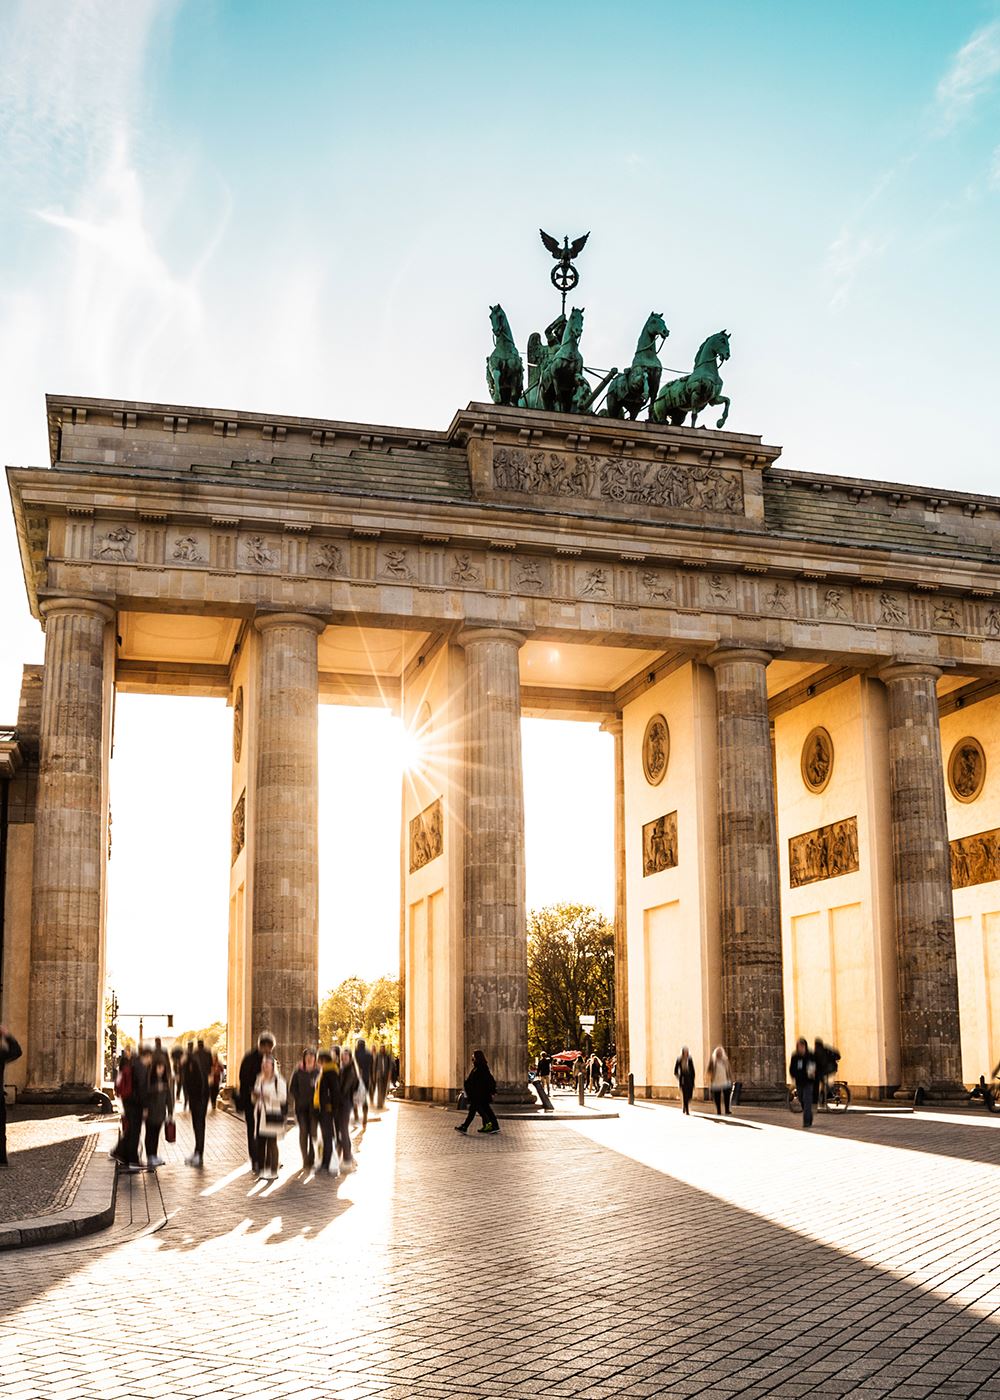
[28,598,113,1091]
[601,717,629,1085]
[456,626,528,1095]
[252,613,324,1057]
[707,647,786,1099]
[879,662,963,1094]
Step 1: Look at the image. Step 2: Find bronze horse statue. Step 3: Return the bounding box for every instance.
[486,304,524,407]
[538,306,585,414]
[606,312,668,419]
[651,330,731,429]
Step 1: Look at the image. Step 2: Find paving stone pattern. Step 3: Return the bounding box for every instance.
[0,1109,98,1223]
[2,1100,1000,1398]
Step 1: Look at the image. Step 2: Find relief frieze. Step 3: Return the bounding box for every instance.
[491,446,743,515]
[789,817,859,888]
[643,811,678,876]
[409,798,443,874]
[950,826,1000,889]
[231,790,246,865]
[93,524,135,561]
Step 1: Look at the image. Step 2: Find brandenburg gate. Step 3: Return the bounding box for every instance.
[5,389,1000,1103]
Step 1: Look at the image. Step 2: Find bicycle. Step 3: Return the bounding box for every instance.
[966,1077,1000,1113]
[786,1078,851,1114]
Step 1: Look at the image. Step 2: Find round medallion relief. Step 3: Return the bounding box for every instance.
[642,714,669,786]
[232,686,244,764]
[801,727,834,793]
[949,736,986,803]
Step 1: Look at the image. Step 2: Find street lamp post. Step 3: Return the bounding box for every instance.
[118,1012,174,1046]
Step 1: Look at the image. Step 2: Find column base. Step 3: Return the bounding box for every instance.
[893,1082,969,1105]
[20,1084,109,1108]
[733,1083,788,1106]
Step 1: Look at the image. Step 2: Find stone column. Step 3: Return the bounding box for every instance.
[878,661,963,1096]
[28,598,114,1093]
[707,647,786,1100]
[455,626,529,1096]
[251,612,324,1057]
[600,717,629,1088]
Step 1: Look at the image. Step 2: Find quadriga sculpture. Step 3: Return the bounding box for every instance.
[538,306,585,414]
[605,312,668,420]
[651,330,731,429]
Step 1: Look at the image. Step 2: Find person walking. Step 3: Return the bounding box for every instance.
[289,1049,320,1171]
[238,1032,276,1174]
[144,1051,174,1168]
[316,1049,341,1177]
[674,1046,696,1115]
[0,1025,23,1169]
[789,1038,817,1129]
[113,1046,147,1172]
[209,1053,223,1111]
[182,1043,209,1168]
[336,1047,360,1171]
[373,1043,391,1110]
[252,1054,288,1181]
[170,1043,184,1105]
[536,1051,552,1099]
[354,1037,373,1129]
[707,1045,733,1116]
[455,1049,499,1134]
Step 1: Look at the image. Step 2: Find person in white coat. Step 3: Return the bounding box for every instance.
[252,1055,288,1180]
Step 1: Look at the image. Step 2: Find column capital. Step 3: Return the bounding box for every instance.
[39,597,115,627]
[876,659,943,686]
[599,717,623,738]
[706,645,774,671]
[254,611,326,636]
[454,625,531,650]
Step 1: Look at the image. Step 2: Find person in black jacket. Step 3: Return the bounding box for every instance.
[316,1050,341,1176]
[0,1025,23,1168]
[288,1049,320,1171]
[113,1046,148,1171]
[455,1049,499,1134]
[182,1046,209,1167]
[238,1032,275,1173]
[789,1038,817,1129]
[674,1046,696,1115]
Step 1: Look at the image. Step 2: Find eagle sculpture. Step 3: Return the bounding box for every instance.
[539,230,590,262]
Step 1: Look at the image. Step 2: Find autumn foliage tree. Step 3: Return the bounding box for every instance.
[527,903,615,1059]
[319,974,399,1050]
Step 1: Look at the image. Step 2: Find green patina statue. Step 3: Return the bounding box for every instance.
[606,312,669,420]
[523,313,567,409]
[651,330,732,429]
[537,305,586,414]
[486,304,524,407]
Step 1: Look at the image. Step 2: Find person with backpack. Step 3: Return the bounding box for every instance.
[0,1025,23,1169]
[455,1049,499,1134]
[289,1048,321,1171]
[316,1049,342,1176]
[789,1038,818,1129]
[674,1046,696,1115]
[252,1054,288,1181]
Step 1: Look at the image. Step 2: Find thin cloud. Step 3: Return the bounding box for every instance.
[935,18,1000,129]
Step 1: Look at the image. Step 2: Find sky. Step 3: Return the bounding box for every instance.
[2,1,999,1025]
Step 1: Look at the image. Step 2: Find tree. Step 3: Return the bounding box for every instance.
[363,976,400,1047]
[319,976,369,1047]
[527,903,615,1059]
[173,1022,227,1057]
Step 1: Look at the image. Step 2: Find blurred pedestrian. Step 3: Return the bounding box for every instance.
[289,1048,320,1171]
[252,1054,287,1181]
[151,1037,171,1077]
[337,1047,359,1171]
[144,1052,174,1168]
[0,1024,23,1169]
[536,1051,552,1098]
[455,1049,499,1135]
[789,1038,817,1129]
[238,1032,275,1174]
[373,1042,391,1110]
[170,1043,184,1105]
[209,1053,223,1111]
[316,1049,341,1176]
[113,1045,147,1172]
[674,1046,695,1115]
[707,1045,733,1116]
[182,1044,209,1168]
[354,1037,373,1129]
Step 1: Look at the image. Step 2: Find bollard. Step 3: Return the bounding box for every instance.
[578,1075,585,1106]
[627,1072,635,1105]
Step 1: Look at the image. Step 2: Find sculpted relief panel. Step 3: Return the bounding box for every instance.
[492,446,744,515]
[950,827,1000,889]
[409,798,443,874]
[643,811,678,876]
[789,817,859,888]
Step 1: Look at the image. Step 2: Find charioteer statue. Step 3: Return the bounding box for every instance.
[486,230,733,428]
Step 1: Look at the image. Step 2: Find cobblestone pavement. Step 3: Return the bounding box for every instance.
[0,1108,99,1223]
[2,1099,1000,1398]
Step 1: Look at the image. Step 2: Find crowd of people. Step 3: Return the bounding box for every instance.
[110,1031,396,1177]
